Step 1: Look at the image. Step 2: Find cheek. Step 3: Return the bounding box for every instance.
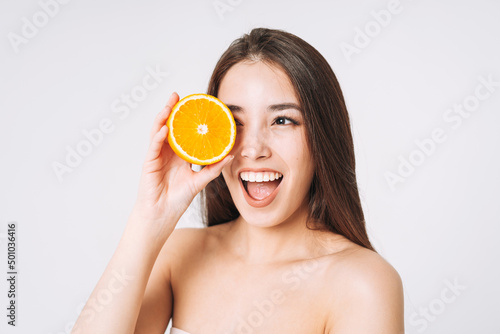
[294,134,314,185]
[221,166,233,187]
[288,131,312,162]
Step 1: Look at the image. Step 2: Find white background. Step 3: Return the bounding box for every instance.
[1,0,499,333]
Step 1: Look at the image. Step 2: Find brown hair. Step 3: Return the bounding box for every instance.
[201,28,374,251]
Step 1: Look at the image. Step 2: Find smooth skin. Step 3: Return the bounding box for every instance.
[72,61,404,334]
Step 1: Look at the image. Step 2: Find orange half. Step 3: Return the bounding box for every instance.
[166,94,236,165]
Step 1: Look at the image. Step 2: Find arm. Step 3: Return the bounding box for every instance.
[71,212,174,334]
[133,228,178,334]
[71,92,233,334]
[134,227,200,333]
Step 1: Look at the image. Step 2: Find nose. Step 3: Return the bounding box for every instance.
[238,128,272,160]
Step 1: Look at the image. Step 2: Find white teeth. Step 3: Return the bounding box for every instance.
[240,171,283,182]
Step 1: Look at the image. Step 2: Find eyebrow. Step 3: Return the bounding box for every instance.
[226,103,302,113]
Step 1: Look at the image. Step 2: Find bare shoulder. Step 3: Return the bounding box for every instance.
[333,245,402,293]
[320,240,404,333]
[314,233,402,287]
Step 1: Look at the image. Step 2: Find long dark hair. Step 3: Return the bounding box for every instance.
[201,28,374,251]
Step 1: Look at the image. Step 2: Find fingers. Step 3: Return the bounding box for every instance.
[145,125,169,162]
[192,155,234,192]
[149,92,179,142]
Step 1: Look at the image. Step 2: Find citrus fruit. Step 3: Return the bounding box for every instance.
[166,94,236,165]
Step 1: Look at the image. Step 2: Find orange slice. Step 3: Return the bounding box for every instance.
[166,94,236,165]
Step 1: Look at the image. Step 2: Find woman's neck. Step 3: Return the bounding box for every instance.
[226,204,329,264]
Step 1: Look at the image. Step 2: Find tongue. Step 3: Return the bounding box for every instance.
[246,179,281,200]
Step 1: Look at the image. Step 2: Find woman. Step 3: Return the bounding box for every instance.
[73,28,404,334]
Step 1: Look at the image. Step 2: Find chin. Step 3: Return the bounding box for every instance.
[236,201,300,228]
[237,212,282,228]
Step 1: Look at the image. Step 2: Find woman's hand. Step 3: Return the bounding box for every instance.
[132,92,233,232]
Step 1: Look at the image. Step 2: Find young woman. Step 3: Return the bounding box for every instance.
[73,28,404,334]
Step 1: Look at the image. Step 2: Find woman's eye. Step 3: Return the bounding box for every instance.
[233,117,298,126]
[274,116,297,125]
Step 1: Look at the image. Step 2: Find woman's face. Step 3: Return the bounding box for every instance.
[219,61,315,228]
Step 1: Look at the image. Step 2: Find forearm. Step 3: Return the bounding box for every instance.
[72,213,176,334]
[70,91,229,333]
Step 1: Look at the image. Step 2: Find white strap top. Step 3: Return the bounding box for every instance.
[170,327,192,334]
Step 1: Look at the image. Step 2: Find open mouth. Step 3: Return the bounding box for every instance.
[240,171,283,201]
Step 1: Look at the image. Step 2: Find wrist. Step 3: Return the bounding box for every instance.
[124,208,179,250]
[130,202,182,226]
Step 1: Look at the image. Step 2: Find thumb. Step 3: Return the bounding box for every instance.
[192,155,234,192]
